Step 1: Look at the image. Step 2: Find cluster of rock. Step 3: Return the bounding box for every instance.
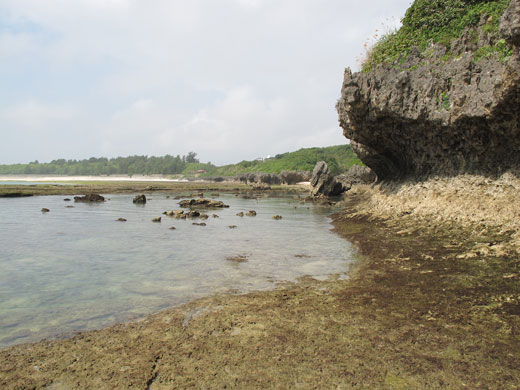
[162,209,209,219]
[336,0,520,179]
[237,170,312,185]
[178,198,229,208]
[74,194,105,202]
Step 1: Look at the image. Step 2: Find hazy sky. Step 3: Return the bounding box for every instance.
[0,0,411,165]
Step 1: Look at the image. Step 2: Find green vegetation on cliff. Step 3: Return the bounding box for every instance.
[363,0,512,71]
[0,145,361,178]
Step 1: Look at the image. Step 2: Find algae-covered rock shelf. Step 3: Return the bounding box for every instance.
[337,0,520,179]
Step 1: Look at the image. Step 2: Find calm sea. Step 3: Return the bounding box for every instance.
[0,193,355,347]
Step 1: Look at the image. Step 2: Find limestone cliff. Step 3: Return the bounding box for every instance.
[337,0,520,180]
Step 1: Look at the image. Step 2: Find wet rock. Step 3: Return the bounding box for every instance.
[116,218,127,222]
[228,225,238,229]
[212,214,219,218]
[65,205,74,208]
[246,210,257,216]
[179,198,229,208]
[74,194,105,202]
[187,210,200,218]
[200,214,209,220]
[152,217,161,223]
[169,226,176,230]
[310,161,344,197]
[192,222,207,226]
[41,208,50,213]
[272,215,283,220]
[236,212,244,217]
[63,198,71,201]
[133,194,146,204]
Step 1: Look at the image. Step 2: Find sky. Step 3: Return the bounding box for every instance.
[0,0,412,165]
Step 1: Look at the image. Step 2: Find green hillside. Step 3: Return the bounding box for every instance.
[0,145,361,178]
[207,144,362,177]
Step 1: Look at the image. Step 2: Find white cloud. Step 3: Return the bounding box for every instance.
[1,100,78,131]
[0,0,413,164]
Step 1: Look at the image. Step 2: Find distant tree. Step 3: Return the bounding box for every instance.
[186,152,199,163]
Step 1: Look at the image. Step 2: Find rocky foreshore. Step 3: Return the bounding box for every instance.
[1,174,519,389]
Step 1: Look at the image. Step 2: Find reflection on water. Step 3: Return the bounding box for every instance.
[0,193,355,347]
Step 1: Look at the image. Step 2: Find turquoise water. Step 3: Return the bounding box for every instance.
[0,193,355,348]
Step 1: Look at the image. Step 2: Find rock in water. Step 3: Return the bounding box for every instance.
[41,208,50,213]
[152,217,161,223]
[246,210,257,216]
[133,194,146,204]
[310,161,344,197]
[178,198,229,208]
[74,194,105,202]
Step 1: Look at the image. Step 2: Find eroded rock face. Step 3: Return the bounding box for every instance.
[337,4,520,179]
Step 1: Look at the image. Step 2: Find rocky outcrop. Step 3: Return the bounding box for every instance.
[335,165,376,189]
[74,194,105,202]
[237,171,311,185]
[337,2,520,180]
[178,198,229,208]
[310,161,344,196]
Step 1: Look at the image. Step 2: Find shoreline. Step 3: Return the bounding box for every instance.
[1,177,519,388]
[0,175,192,183]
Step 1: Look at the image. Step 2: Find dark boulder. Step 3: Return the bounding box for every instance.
[133,194,146,204]
[310,161,344,197]
[74,194,105,202]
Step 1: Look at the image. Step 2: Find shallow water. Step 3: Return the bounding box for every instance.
[0,193,355,347]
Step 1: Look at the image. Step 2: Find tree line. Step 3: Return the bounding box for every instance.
[0,152,200,176]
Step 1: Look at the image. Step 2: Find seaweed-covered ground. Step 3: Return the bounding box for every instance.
[1,179,519,389]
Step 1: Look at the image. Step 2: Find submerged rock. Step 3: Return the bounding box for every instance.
[116,218,127,222]
[226,255,248,263]
[236,212,244,217]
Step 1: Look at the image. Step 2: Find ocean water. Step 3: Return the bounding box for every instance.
[0,193,355,348]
